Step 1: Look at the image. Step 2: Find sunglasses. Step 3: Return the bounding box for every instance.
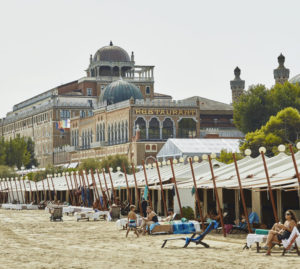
[285,213,291,216]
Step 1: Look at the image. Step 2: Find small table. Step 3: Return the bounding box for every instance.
[246,234,267,252]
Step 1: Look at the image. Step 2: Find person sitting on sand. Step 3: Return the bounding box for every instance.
[141,206,158,235]
[126,205,139,238]
[162,209,174,222]
[264,209,297,255]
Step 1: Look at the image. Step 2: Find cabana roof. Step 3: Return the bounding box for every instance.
[156,138,241,159]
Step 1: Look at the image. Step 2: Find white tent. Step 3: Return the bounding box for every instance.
[156,138,241,160]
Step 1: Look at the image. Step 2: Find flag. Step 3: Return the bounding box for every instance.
[191,186,196,196]
[144,186,148,200]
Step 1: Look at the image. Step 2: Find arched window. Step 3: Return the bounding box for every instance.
[135,117,146,140]
[118,122,121,142]
[121,121,124,142]
[108,125,111,144]
[125,121,128,142]
[148,117,160,140]
[162,118,174,139]
[102,124,105,142]
[178,118,196,138]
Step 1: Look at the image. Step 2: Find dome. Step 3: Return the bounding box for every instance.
[94,41,130,62]
[289,74,300,84]
[99,80,144,105]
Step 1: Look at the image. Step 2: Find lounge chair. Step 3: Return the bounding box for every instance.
[50,206,63,222]
[231,212,260,234]
[161,220,218,248]
[281,226,300,256]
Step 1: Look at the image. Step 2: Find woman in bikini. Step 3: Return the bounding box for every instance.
[265,209,297,255]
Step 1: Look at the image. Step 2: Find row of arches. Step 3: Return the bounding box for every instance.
[90,65,132,77]
[107,120,129,145]
[134,117,197,140]
[96,123,105,142]
[81,129,93,149]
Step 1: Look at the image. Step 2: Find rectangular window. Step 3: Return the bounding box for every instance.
[60,110,70,119]
[87,88,93,96]
[80,110,86,118]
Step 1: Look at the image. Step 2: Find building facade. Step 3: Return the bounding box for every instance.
[1,41,242,167]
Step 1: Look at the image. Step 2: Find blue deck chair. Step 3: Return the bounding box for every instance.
[232,212,259,233]
[161,221,218,248]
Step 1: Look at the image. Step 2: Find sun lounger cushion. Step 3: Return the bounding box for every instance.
[255,229,269,235]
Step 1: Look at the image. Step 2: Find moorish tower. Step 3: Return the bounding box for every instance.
[230,66,245,103]
[273,53,289,84]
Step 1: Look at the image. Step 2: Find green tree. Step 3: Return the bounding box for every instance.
[99,154,131,173]
[0,137,6,165]
[216,149,244,164]
[233,84,270,133]
[78,158,101,172]
[234,82,300,134]
[240,107,300,157]
[26,137,38,168]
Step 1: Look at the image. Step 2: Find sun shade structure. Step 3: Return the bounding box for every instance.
[156,138,241,160]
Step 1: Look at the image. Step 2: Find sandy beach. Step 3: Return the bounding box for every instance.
[0,209,299,269]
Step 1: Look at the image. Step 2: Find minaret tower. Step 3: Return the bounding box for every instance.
[230,67,245,103]
[273,53,289,84]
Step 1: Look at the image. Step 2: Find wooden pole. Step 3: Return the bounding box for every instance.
[170,159,183,217]
[41,179,47,201]
[27,179,33,203]
[102,169,112,206]
[46,176,52,201]
[0,180,3,203]
[21,178,27,204]
[232,153,252,233]
[80,171,89,207]
[122,163,132,205]
[96,169,108,210]
[64,173,74,205]
[90,169,103,210]
[141,160,152,207]
[260,150,279,223]
[289,144,300,186]
[107,166,117,201]
[73,172,81,205]
[34,180,40,204]
[13,177,20,202]
[9,179,15,202]
[50,175,57,201]
[189,157,205,230]
[69,172,77,205]
[17,177,25,204]
[84,170,94,206]
[6,179,12,203]
[155,160,168,216]
[208,155,226,237]
[131,163,143,215]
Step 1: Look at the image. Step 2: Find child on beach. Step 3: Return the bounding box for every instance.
[126,205,139,238]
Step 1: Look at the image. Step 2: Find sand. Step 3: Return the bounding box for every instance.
[0,209,299,269]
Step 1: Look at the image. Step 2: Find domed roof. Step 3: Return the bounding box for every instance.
[289,74,300,84]
[94,41,130,62]
[99,80,143,105]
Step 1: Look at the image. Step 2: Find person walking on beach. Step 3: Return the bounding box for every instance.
[126,205,139,238]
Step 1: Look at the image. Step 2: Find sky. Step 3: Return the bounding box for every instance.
[0,0,300,117]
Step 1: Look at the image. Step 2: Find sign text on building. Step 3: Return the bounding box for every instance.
[134,108,197,116]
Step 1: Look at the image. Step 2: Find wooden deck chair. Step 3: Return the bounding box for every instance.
[161,221,218,248]
[281,227,300,256]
